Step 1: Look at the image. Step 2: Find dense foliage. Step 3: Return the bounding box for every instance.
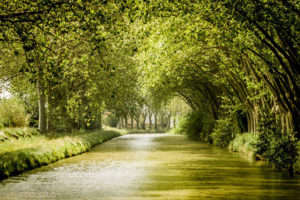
[0,0,299,172]
[104,113,119,128]
[255,111,299,171]
[0,98,29,128]
[173,111,204,140]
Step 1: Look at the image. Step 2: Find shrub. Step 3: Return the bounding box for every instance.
[172,110,214,141]
[0,98,29,127]
[268,135,298,171]
[229,133,258,155]
[256,131,298,171]
[255,110,299,172]
[211,118,239,147]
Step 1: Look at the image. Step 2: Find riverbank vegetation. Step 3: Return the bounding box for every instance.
[0,127,123,180]
[0,1,299,173]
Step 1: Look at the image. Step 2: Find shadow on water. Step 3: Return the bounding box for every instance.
[0,134,300,200]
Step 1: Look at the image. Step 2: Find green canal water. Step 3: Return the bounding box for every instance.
[1,134,300,199]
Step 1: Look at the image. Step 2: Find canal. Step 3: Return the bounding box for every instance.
[1,134,300,199]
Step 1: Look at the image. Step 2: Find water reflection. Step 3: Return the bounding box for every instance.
[0,134,300,200]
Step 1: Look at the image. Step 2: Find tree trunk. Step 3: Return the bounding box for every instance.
[154,113,158,129]
[119,117,123,129]
[168,115,171,129]
[124,115,128,129]
[136,113,140,129]
[246,107,258,134]
[246,112,251,133]
[37,79,46,133]
[281,113,286,132]
[130,115,134,129]
[149,114,152,129]
[160,114,164,129]
[99,112,102,129]
[45,94,49,131]
[141,113,147,130]
[253,106,258,134]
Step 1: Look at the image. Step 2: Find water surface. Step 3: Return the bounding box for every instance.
[1,134,300,199]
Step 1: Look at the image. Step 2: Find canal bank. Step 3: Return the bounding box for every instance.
[0,128,124,180]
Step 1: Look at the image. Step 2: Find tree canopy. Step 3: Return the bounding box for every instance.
[0,0,299,142]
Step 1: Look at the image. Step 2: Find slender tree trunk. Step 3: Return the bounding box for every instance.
[160,114,164,129]
[124,115,128,129]
[149,114,152,129]
[99,112,102,129]
[136,113,140,129]
[130,115,134,129]
[246,112,251,133]
[45,94,49,131]
[279,109,300,136]
[173,118,176,128]
[119,117,123,129]
[254,105,259,134]
[142,113,147,130]
[154,113,158,129]
[246,108,258,134]
[281,113,286,132]
[249,111,254,134]
[37,79,46,133]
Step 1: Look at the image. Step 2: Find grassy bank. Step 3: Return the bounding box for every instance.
[229,133,258,157]
[0,128,124,180]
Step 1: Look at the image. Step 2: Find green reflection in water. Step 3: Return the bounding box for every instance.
[0,134,300,200]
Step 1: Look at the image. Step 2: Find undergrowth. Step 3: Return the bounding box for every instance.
[229,133,258,156]
[171,110,214,142]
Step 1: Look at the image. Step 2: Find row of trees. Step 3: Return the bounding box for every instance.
[1,0,299,142]
[106,96,189,130]
[0,0,189,132]
[0,0,135,132]
[121,0,299,171]
[132,0,299,138]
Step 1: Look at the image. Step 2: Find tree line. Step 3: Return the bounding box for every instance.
[0,1,299,154]
[0,0,188,132]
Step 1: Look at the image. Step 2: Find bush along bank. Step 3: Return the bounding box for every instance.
[172,110,299,174]
[229,133,258,157]
[0,128,123,180]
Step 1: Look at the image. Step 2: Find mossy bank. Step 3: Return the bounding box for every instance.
[0,128,124,180]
